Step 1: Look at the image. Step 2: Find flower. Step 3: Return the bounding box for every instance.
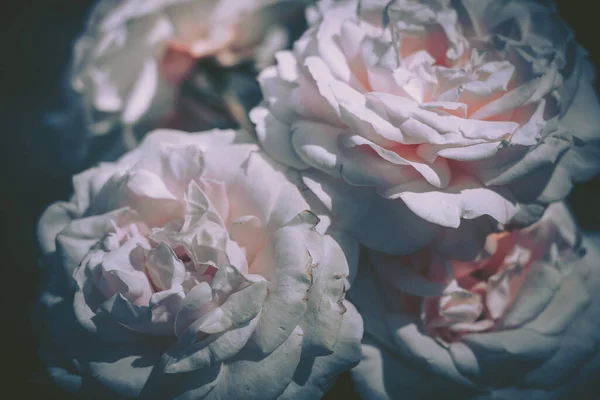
[36,129,362,399]
[52,0,312,169]
[251,0,600,256]
[349,202,600,399]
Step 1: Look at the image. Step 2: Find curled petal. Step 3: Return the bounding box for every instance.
[249,211,322,354]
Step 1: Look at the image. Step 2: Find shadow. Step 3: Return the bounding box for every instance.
[1,3,96,400]
[322,371,359,400]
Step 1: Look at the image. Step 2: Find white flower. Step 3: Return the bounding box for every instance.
[251,0,600,256]
[36,129,362,399]
[53,0,312,169]
[349,202,600,399]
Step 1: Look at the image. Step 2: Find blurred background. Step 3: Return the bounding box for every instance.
[1,1,599,398]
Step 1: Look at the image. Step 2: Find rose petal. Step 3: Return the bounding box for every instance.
[302,170,438,254]
[382,173,517,228]
[249,211,321,354]
[229,215,267,263]
[279,301,363,399]
[250,105,309,170]
[165,314,260,373]
[146,242,186,292]
[352,337,477,400]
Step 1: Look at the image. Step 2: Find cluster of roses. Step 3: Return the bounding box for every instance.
[37,0,600,399]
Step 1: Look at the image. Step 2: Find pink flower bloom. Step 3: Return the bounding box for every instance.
[252,0,600,256]
[350,202,600,399]
[36,129,362,399]
[54,0,311,168]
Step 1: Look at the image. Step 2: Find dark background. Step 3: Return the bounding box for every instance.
[1,1,599,398]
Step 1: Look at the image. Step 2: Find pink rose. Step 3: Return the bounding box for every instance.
[36,129,362,399]
[350,202,600,398]
[251,0,600,256]
[52,0,311,168]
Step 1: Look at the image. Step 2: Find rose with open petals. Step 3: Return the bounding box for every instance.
[251,0,600,256]
[36,129,361,399]
[53,0,311,169]
[349,202,600,399]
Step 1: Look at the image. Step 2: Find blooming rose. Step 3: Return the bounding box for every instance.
[349,202,600,399]
[53,0,311,168]
[251,0,600,256]
[36,129,362,399]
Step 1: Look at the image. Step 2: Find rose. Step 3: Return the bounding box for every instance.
[36,128,362,399]
[349,202,600,399]
[53,0,311,169]
[250,0,600,256]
